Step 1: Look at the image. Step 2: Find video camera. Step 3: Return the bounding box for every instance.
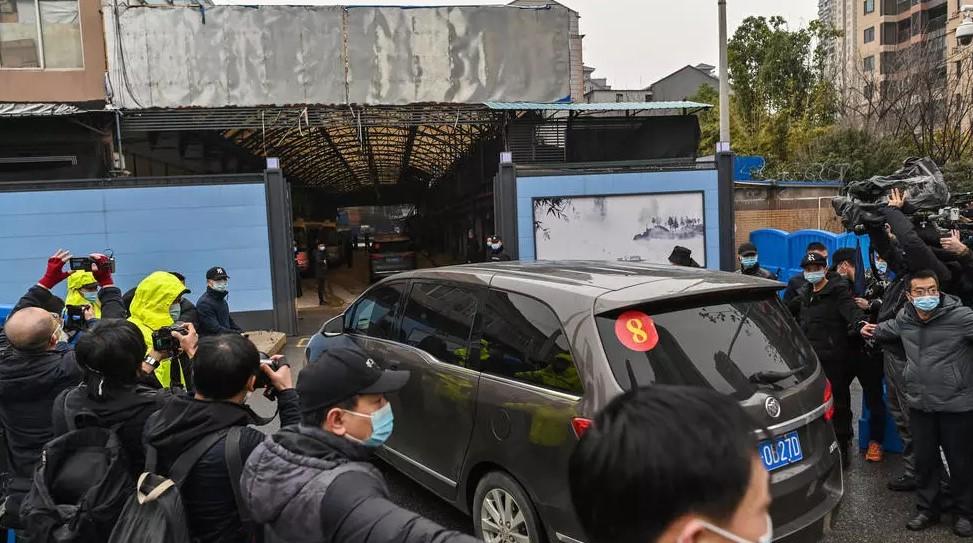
[254,356,290,400]
[69,255,115,273]
[63,305,89,333]
[151,324,189,353]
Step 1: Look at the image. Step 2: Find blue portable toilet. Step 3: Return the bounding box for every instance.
[0,305,13,327]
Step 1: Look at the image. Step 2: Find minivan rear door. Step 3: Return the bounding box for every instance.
[372,281,481,499]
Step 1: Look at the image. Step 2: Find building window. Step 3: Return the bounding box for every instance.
[615,93,624,102]
[864,0,875,14]
[863,55,875,72]
[864,26,875,43]
[0,0,83,69]
[644,94,652,102]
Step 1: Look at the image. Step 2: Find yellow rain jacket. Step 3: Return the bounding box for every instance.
[65,272,101,318]
[128,271,188,387]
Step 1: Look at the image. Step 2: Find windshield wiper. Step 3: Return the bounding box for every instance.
[748,366,807,385]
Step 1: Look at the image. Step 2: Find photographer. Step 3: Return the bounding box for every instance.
[144,334,299,543]
[127,271,194,389]
[0,250,122,527]
[123,271,198,327]
[65,271,101,318]
[51,319,178,476]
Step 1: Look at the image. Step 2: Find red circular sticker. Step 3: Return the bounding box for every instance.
[614,311,659,352]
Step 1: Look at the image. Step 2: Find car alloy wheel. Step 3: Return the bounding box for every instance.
[480,488,530,543]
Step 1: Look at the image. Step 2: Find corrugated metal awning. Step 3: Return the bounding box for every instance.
[483,101,711,112]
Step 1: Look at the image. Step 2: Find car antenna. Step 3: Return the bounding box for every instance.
[625,359,640,391]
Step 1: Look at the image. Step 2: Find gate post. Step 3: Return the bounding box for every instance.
[717,151,736,272]
[264,168,299,336]
[493,159,518,260]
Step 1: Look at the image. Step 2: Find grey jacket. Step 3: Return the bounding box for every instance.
[241,425,481,543]
[875,294,973,413]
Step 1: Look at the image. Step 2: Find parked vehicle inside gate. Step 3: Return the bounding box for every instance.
[307,262,842,543]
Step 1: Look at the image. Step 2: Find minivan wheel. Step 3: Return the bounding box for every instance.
[473,471,544,543]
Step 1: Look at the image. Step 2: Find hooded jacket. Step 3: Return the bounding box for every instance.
[143,391,301,543]
[196,287,242,336]
[789,276,866,364]
[51,383,167,477]
[875,294,973,413]
[128,272,190,388]
[242,424,480,543]
[65,271,101,318]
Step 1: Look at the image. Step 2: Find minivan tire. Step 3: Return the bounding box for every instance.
[473,471,545,543]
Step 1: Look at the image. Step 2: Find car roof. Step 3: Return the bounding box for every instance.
[397,261,782,311]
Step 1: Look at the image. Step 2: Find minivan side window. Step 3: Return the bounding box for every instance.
[398,283,479,367]
[346,283,405,341]
[479,290,582,396]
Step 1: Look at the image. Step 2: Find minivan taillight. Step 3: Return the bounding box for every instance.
[572,417,593,439]
[824,379,834,421]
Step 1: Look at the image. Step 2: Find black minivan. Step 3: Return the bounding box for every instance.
[309,261,842,543]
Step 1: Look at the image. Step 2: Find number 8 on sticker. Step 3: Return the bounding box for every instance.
[614,310,659,352]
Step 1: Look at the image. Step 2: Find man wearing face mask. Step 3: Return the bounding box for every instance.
[736,242,777,280]
[864,270,973,536]
[789,251,867,467]
[128,271,192,389]
[486,235,511,262]
[569,385,773,543]
[196,266,243,336]
[0,250,123,528]
[241,346,481,543]
[144,334,299,543]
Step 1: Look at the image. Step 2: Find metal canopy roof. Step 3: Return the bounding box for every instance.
[483,101,712,112]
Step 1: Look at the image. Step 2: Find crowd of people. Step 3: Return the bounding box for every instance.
[736,187,973,537]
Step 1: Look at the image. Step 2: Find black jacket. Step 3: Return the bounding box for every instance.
[143,391,301,543]
[196,288,241,336]
[789,277,866,364]
[741,265,778,280]
[242,424,480,543]
[52,383,167,477]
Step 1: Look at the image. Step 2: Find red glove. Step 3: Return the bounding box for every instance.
[38,255,70,289]
[90,253,114,287]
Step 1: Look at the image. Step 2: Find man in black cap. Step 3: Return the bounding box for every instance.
[737,242,777,280]
[668,245,701,267]
[240,346,480,543]
[196,266,242,336]
[789,251,867,467]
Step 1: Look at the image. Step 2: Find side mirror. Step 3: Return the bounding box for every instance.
[323,315,344,337]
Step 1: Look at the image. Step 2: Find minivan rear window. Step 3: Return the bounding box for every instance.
[595,294,817,400]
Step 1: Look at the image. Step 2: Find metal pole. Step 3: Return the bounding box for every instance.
[718,0,731,146]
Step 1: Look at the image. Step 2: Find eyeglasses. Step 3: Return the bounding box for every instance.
[911,287,939,296]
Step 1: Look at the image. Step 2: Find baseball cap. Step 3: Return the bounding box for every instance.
[297,345,410,413]
[206,266,229,280]
[800,252,828,268]
[737,242,758,256]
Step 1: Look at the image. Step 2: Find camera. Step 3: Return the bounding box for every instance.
[69,256,115,273]
[254,356,289,400]
[63,305,88,333]
[151,325,188,352]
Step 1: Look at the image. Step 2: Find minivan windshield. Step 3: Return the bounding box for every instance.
[595,294,817,400]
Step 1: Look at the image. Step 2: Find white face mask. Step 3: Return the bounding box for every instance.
[695,514,772,543]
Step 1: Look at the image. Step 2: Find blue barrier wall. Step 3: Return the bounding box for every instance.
[0,183,274,312]
[516,170,722,269]
[749,228,871,283]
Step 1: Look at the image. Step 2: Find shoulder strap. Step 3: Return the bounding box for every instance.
[224,427,250,524]
[166,429,229,486]
[60,389,75,432]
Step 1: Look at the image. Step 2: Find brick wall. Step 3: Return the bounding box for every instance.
[736,207,844,245]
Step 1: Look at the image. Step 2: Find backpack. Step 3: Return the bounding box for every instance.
[107,427,248,543]
[20,394,133,542]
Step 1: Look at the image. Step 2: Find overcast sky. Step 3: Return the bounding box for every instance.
[214,0,820,89]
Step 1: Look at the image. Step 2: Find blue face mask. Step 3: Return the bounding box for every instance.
[913,295,940,312]
[345,402,394,448]
[82,291,98,303]
[211,281,228,293]
[169,303,181,322]
[875,261,888,275]
[804,270,826,284]
[741,256,758,269]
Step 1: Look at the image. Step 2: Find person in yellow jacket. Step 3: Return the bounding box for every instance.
[127,271,191,388]
[64,271,101,318]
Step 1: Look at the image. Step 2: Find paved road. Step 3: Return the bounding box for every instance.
[256,254,950,542]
